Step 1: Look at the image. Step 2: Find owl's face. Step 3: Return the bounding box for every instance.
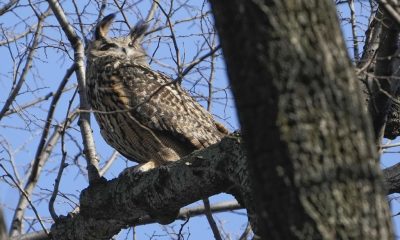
[86,14,149,65]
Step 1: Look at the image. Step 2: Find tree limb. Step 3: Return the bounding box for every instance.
[49,135,250,240]
[46,0,101,184]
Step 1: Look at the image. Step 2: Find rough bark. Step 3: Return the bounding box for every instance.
[7,134,400,240]
[357,6,400,141]
[366,7,400,142]
[49,135,253,240]
[210,0,393,239]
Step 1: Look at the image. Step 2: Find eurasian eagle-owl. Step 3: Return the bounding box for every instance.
[86,14,228,171]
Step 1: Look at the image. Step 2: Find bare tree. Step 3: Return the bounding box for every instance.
[1,0,400,239]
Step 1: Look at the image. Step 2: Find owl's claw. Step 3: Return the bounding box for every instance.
[119,160,160,177]
[134,161,159,172]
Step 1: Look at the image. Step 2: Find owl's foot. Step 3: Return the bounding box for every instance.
[119,160,160,177]
[134,161,160,172]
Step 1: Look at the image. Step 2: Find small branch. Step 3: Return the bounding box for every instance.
[155,1,182,82]
[9,110,78,237]
[31,64,75,187]
[175,45,221,82]
[238,222,252,240]
[46,0,101,184]
[145,0,159,23]
[0,15,44,122]
[4,84,77,116]
[113,0,131,28]
[348,0,360,62]
[379,0,400,26]
[0,164,49,237]
[49,88,78,221]
[99,151,119,176]
[202,198,222,240]
[0,23,38,46]
[0,0,18,16]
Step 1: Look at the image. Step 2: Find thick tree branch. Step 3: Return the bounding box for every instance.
[48,135,250,240]
[8,133,400,239]
[12,200,241,240]
[384,163,400,194]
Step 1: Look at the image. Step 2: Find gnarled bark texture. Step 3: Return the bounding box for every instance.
[49,135,254,240]
[210,0,393,239]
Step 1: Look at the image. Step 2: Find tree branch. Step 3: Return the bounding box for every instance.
[46,0,101,184]
[49,135,250,240]
[11,200,241,240]
[0,13,44,122]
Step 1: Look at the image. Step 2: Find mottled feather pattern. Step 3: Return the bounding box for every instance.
[87,56,227,165]
[86,15,228,170]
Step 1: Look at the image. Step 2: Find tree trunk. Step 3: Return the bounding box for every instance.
[210,1,394,239]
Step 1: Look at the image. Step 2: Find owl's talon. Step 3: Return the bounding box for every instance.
[134,161,159,172]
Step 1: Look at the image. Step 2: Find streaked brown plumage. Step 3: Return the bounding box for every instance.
[86,14,228,171]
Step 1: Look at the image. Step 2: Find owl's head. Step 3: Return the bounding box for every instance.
[86,14,149,65]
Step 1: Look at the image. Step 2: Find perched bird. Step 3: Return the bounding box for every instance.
[86,14,228,172]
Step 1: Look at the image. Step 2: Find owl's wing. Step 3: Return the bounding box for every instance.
[121,63,228,150]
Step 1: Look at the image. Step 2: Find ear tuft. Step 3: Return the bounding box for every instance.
[130,20,149,43]
[95,14,116,39]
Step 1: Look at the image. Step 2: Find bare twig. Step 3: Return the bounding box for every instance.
[49,88,78,221]
[202,198,223,240]
[155,1,183,82]
[0,164,49,237]
[0,0,18,16]
[46,0,101,184]
[113,0,131,28]
[145,0,159,23]
[99,151,119,176]
[238,222,252,240]
[9,110,78,236]
[31,64,75,190]
[0,24,38,46]
[379,0,400,25]
[176,45,221,82]
[0,14,45,122]
[348,0,360,62]
[4,84,77,116]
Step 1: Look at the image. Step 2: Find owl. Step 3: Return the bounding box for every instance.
[86,14,228,172]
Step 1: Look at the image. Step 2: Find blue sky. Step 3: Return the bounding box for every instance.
[1,1,399,239]
[0,1,244,239]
